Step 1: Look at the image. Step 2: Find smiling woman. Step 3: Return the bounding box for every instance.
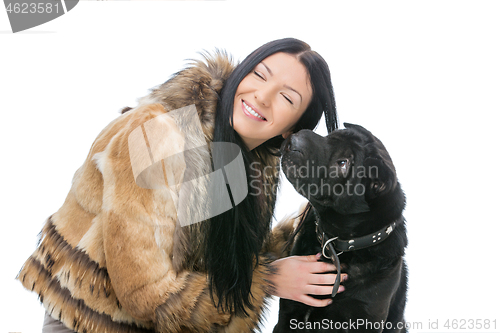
[17,37,342,333]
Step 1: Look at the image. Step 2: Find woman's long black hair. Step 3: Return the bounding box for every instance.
[205,38,338,315]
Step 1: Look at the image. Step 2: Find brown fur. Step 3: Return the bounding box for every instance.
[18,53,296,333]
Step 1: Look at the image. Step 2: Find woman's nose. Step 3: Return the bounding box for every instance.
[254,87,272,107]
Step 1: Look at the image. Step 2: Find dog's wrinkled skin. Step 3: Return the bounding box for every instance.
[273,123,408,333]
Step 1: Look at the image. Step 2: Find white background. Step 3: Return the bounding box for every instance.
[1,1,499,332]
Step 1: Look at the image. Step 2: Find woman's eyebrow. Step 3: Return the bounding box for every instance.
[284,85,303,103]
[261,61,303,103]
[261,61,274,76]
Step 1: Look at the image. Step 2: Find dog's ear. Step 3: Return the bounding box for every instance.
[364,156,396,198]
[344,123,374,137]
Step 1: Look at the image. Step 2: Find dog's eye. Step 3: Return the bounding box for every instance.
[337,160,348,170]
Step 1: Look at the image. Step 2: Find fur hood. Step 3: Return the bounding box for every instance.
[17,53,290,333]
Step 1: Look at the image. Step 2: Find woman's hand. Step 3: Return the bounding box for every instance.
[269,253,347,307]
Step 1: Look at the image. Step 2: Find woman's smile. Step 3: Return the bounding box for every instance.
[241,100,267,121]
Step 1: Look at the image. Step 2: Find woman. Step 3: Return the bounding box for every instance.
[18,38,346,333]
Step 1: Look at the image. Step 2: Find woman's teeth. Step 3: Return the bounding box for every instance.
[243,101,265,120]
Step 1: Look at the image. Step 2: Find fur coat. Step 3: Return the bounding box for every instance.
[17,53,295,333]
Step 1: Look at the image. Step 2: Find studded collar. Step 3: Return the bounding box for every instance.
[316,220,397,256]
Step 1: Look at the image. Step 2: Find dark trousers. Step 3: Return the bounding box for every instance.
[42,312,75,333]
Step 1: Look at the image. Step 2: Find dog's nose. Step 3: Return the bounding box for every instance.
[286,133,308,154]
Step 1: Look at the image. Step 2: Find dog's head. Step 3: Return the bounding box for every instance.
[281,123,398,215]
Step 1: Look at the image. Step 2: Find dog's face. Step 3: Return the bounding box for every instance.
[281,123,397,215]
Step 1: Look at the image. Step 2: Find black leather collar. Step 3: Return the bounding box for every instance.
[312,207,398,298]
[316,220,397,255]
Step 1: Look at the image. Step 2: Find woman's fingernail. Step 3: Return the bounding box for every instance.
[338,286,345,293]
[316,253,322,260]
[327,300,332,305]
[343,274,349,281]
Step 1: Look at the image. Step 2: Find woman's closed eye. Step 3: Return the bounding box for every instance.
[254,70,265,80]
[282,94,293,104]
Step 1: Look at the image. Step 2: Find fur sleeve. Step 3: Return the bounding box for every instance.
[96,103,230,331]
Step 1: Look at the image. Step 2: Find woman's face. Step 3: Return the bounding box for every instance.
[232,52,313,150]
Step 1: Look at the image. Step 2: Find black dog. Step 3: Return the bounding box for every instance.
[274,123,408,333]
